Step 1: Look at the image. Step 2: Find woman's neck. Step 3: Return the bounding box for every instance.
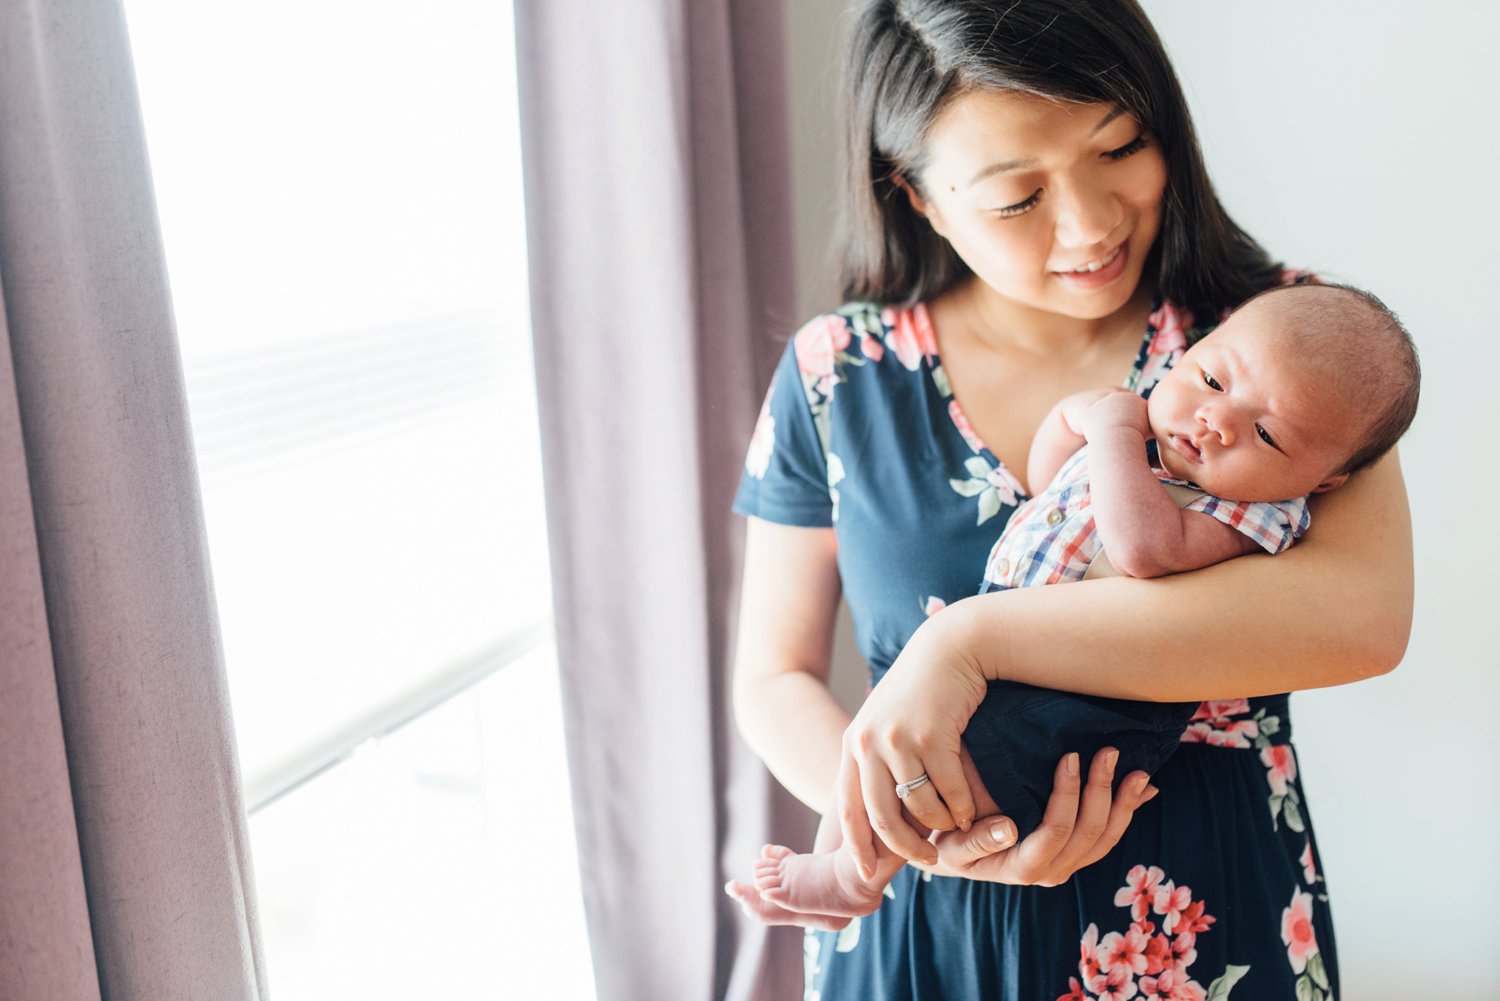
[942,276,1157,363]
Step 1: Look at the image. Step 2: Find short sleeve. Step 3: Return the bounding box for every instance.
[1183,494,1311,555]
[732,333,835,527]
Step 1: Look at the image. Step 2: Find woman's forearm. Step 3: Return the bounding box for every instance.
[734,670,850,814]
[938,452,1413,702]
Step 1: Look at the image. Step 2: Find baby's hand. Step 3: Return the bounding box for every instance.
[1080,390,1149,441]
[1058,387,1130,435]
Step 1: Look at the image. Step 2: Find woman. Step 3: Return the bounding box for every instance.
[730,1,1411,998]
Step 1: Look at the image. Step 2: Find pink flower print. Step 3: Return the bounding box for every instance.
[922,595,947,617]
[859,330,884,362]
[1115,865,1166,923]
[1087,965,1139,1001]
[1147,302,1193,357]
[1189,699,1250,722]
[1173,900,1213,937]
[1138,968,1206,1001]
[1202,720,1258,749]
[1261,744,1298,797]
[880,304,938,371]
[744,393,776,479]
[1055,978,1088,1001]
[1281,888,1320,974]
[1180,700,1258,747]
[1079,923,1102,983]
[1300,839,1317,884]
[1279,268,1320,286]
[1169,931,1198,973]
[1152,881,1193,935]
[1097,926,1151,977]
[1140,933,1172,976]
[793,314,851,378]
[948,400,987,454]
[987,466,1020,507]
[1178,722,1211,745]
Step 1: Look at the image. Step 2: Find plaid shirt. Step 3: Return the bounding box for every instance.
[980,444,1310,591]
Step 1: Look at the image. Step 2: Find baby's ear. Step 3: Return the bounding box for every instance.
[1311,472,1349,494]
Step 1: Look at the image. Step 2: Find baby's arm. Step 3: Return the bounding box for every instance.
[1081,393,1259,578]
[1027,389,1119,494]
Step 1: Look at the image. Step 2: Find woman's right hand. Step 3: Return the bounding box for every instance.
[913,749,1159,886]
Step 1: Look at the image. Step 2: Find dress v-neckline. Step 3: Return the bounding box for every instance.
[918,301,1163,502]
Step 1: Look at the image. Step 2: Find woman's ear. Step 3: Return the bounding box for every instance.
[892,173,946,237]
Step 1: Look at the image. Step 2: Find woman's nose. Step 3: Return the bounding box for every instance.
[1052,180,1121,249]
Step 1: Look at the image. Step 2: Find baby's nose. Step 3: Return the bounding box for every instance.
[1197,410,1234,446]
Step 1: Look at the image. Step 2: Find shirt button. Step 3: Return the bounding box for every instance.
[995,558,1010,578]
[1046,509,1065,527]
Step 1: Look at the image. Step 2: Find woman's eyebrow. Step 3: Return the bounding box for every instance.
[966,107,1130,186]
[1090,106,1126,136]
[966,157,1039,187]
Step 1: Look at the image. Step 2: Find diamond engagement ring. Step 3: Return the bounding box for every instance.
[894,773,931,799]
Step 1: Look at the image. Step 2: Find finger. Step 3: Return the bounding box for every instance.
[893,781,950,833]
[933,815,1018,869]
[857,744,937,865]
[1000,752,1082,885]
[837,749,879,881]
[1042,747,1119,883]
[925,741,974,832]
[1071,771,1154,874]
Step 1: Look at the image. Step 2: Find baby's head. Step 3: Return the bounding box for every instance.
[1147,283,1420,502]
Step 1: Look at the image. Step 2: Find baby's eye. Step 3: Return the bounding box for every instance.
[1256,425,1277,448]
[1202,372,1224,391]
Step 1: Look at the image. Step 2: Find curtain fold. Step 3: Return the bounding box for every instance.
[0,1,266,998]
[515,1,808,998]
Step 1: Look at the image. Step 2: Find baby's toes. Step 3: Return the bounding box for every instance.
[754,866,785,892]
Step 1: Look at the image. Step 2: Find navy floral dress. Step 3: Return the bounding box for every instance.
[733,292,1338,1001]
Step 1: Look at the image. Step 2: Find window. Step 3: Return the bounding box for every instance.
[123,2,595,996]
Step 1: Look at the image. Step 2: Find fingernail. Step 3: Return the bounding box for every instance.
[958,816,972,832]
[1131,773,1150,795]
[990,822,1015,847]
[1143,784,1160,802]
[1066,753,1079,776]
[1104,749,1119,773]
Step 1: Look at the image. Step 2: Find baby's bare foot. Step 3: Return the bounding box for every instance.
[723,877,851,931]
[755,842,905,918]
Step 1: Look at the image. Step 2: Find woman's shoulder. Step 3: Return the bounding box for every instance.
[788,300,941,380]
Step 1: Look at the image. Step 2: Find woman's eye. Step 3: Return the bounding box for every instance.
[1202,372,1223,391]
[994,191,1041,218]
[1256,425,1277,448]
[1105,135,1148,161]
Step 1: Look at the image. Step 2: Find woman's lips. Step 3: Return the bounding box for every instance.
[1052,241,1129,290]
[1166,433,1202,464]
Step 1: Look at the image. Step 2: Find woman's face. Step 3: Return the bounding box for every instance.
[907,89,1168,320]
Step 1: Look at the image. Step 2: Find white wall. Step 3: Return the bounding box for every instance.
[781,1,1498,995]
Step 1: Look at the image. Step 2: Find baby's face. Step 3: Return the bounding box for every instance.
[1146,295,1362,501]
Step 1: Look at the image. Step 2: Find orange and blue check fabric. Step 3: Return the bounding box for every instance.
[980,443,1310,591]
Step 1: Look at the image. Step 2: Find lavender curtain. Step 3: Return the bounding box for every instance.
[515,1,808,998]
[0,1,266,997]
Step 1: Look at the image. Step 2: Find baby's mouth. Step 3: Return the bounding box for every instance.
[1167,434,1202,464]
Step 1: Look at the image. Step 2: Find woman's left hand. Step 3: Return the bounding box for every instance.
[914,749,1157,886]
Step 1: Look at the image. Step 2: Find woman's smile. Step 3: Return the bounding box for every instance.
[1050,240,1129,290]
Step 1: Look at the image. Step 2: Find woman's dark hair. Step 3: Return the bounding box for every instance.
[837,0,1283,316]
